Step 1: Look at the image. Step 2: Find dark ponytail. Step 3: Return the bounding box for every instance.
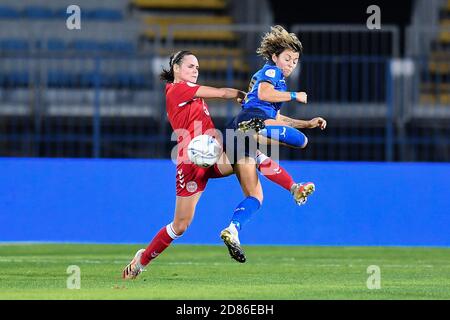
[160,50,193,82]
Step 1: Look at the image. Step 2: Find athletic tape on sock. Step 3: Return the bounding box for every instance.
[166,223,181,240]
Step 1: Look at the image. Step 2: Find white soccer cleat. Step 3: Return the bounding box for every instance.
[122,248,145,280]
[291,182,315,206]
[220,224,246,263]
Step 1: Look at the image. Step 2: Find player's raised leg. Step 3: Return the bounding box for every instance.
[258,124,308,149]
[256,150,294,190]
[255,150,315,205]
[122,192,202,279]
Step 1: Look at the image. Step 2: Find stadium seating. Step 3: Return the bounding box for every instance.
[84,8,124,21]
[133,1,250,79]
[143,15,236,41]
[0,39,29,51]
[140,10,236,42]
[420,0,450,105]
[0,0,246,91]
[23,6,54,19]
[0,0,247,161]
[0,6,20,19]
[0,5,124,21]
[0,71,29,87]
[0,0,142,91]
[131,0,226,10]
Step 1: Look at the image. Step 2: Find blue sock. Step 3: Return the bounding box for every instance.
[259,125,307,148]
[230,196,261,231]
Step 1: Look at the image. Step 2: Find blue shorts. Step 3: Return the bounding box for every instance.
[223,108,272,164]
[227,108,272,131]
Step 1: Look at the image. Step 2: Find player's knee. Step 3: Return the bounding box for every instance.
[172,220,191,235]
[300,136,308,149]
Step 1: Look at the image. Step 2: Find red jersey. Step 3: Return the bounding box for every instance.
[165,81,218,162]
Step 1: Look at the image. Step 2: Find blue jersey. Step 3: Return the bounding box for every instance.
[242,63,287,119]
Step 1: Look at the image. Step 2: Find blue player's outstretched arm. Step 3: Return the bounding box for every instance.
[258,113,327,149]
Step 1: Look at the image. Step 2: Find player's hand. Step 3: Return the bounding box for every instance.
[296,92,307,104]
[236,90,247,104]
[309,117,327,130]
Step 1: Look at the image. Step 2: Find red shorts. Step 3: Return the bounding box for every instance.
[176,162,224,197]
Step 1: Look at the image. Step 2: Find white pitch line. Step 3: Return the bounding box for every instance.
[0,258,441,268]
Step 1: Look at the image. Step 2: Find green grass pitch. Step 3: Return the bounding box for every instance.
[0,244,449,299]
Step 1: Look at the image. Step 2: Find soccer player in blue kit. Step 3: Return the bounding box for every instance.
[220,25,327,263]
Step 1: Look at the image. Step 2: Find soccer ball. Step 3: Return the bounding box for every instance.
[187,134,222,168]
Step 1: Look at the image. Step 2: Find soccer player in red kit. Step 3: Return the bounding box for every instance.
[122,51,307,279]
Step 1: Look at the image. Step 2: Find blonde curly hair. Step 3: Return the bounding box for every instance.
[256,25,303,61]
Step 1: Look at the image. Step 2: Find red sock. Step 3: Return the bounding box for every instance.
[257,156,295,191]
[140,224,179,266]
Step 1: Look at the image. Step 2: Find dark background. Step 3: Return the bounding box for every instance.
[269,0,413,27]
[268,0,414,56]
